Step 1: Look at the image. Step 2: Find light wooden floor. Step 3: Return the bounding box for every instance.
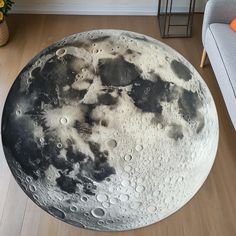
[0,14,236,236]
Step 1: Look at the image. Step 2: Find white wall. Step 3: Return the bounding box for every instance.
[12,0,207,15]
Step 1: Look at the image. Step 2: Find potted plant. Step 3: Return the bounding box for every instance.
[0,0,14,46]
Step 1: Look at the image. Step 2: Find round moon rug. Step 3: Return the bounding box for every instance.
[1,30,219,231]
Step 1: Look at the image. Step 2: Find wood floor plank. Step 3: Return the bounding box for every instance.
[0,146,11,222]
[0,177,28,236]
[20,200,41,236]
[36,211,59,236]
[0,14,235,236]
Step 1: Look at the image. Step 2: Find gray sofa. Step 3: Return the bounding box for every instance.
[201,0,236,130]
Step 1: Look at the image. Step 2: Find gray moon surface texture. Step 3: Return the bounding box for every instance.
[1,30,219,231]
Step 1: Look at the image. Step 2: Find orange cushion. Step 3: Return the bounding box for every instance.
[230,18,236,32]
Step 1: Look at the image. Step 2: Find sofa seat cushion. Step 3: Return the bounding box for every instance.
[205,23,236,129]
[206,23,236,96]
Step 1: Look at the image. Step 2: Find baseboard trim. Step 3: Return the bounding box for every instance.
[11,3,204,16]
[11,4,157,15]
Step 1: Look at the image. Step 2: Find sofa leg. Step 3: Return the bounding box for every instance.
[200,48,207,68]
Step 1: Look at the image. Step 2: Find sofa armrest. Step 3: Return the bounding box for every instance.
[202,0,236,46]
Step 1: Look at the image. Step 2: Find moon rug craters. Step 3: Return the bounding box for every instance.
[1,30,219,231]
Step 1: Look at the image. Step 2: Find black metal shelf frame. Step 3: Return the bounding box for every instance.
[157,0,196,38]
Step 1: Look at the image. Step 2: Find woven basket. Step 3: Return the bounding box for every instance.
[0,20,9,46]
